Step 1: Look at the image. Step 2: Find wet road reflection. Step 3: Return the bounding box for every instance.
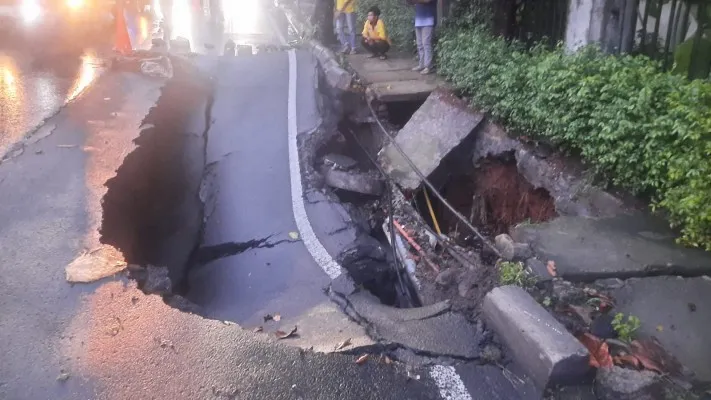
[0,50,105,157]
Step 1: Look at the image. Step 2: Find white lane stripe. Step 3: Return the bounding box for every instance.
[430,365,473,400]
[277,13,472,400]
[286,48,343,279]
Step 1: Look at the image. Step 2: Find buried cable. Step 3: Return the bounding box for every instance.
[365,100,501,258]
[423,187,442,235]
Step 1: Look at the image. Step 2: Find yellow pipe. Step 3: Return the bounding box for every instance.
[423,187,442,235]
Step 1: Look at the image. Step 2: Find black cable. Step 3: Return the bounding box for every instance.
[341,124,420,308]
[365,100,501,258]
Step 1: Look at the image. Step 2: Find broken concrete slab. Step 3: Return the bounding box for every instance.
[483,285,590,388]
[512,214,711,280]
[594,366,662,400]
[605,276,711,381]
[346,54,442,102]
[322,153,358,170]
[379,90,484,190]
[322,166,384,196]
[274,302,376,353]
[343,291,482,359]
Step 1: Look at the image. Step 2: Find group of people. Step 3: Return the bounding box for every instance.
[334,0,436,74]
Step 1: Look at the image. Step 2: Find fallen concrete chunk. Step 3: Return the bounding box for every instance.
[322,153,358,170]
[379,90,484,190]
[483,285,590,388]
[595,366,662,400]
[322,167,384,196]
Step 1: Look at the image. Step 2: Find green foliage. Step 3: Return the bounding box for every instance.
[355,0,415,52]
[437,27,711,250]
[612,313,641,342]
[498,261,535,287]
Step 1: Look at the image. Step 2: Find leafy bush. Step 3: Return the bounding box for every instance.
[437,27,711,250]
[498,261,536,287]
[356,0,415,52]
[612,313,641,343]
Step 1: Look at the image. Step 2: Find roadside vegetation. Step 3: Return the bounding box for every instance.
[497,261,536,288]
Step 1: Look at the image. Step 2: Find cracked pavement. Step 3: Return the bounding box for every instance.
[0,4,542,400]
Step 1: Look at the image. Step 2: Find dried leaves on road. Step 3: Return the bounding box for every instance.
[275,326,298,340]
[578,333,613,368]
[546,260,557,277]
[335,338,352,351]
[355,354,369,365]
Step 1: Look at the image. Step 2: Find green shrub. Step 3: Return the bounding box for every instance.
[355,0,415,52]
[612,313,641,343]
[437,27,711,250]
[498,261,536,287]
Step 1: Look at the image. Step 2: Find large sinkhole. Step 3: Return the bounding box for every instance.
[100,63,211,298]
[414,152,557,249]
[314,119,420,308]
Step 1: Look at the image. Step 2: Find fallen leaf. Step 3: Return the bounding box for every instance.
[656,325,664,332]
[57,144,77,148]
[253,326,263,333]
[275,326,298,339]
[613,354,641,369]
[335,338,352,350]
[355,354,369,365]
[288,231,300,240]
[383,356,393,365]
[578,333,613,369]
[273,314,281,322]
[56,372,70,382]
[546,260,557,277]
[630,338,682,376]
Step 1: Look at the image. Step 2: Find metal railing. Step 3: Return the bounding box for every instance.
[612,0,710,79]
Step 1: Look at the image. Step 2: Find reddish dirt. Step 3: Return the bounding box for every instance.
[440,157,557,236]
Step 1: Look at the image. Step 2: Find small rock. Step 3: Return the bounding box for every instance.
[435,268,457,288]
[552,280,586,304]
[494,234,515,260]
[56,372,70,382]
[595,366,662,400]
[143,265,172,295]
[480,344,502,363]
[525,258,552,282]
[512,243,533,261]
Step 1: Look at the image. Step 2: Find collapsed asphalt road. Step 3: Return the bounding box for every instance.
[0,4,541,399]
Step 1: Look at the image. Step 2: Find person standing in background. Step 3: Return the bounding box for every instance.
[334,0,357,54]
[409,0,436,74]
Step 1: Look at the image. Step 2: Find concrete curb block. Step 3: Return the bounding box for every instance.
[307,41,353,91]
[483,285,591,389]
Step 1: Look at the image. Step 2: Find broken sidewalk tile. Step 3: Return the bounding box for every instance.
[604,275,711,381]
[483,285,590,388]
[511,214,711,280]
[378,90,484,191]
[322,166,384,196]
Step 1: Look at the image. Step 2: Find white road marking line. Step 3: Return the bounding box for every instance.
[430,365,473,400]
[286,49,342,279]
[277,13,473,400]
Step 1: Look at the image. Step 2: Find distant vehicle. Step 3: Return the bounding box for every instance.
[0,0,115,51]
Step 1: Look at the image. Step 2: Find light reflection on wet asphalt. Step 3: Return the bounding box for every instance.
[0,0,284,157]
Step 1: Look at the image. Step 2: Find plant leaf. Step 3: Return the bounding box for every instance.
[355,354,369,365]
[275,326,298,340]
[335,338,352,350]
[546,260,557,277]
[289,231,300,240]
[578,333,613,369]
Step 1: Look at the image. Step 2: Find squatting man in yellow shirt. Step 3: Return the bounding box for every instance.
[361,6,390,60]
[334,0,357,54]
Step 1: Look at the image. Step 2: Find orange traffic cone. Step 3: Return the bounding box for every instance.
[114,5,132,55]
